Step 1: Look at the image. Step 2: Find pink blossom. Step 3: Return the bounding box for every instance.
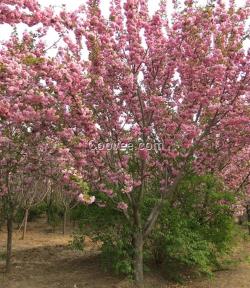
[138,148,149,160]
[78,193,95,204]
[117,202,128,211]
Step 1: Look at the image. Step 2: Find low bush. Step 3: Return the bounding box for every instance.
[146,174,235,278]
[71,173,236,280]
[14,202,47,224]
[70,203,134,276]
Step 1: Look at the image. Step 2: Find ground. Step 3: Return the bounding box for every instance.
[0,218,250,288]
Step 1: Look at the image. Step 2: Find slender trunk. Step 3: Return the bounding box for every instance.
[22,208,29,240]
[247,204,250,235]
[6,216,13,273]
[132,201,163,287]
[63,208,67,235]
[134,230,144,288]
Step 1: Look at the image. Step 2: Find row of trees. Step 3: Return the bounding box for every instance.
[0,0,250,286]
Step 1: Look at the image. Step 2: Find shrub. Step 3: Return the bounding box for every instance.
[71,173,236,279]
[70,203,134,276]
[146,174,235,277]
[70,230,85,251]
[15,203,47,224]
[45,200,63,231]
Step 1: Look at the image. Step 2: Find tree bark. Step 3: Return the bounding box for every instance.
[247,203,250,235]
[134,230,144,288]
[6,216,13,273]
[22,208,29,240]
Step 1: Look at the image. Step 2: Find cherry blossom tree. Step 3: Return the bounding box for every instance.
[55,0,249,285]
[0,1,95,271]
[0,0,250,286]
[220,145,250,231]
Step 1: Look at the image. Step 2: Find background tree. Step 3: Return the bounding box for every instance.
[220,146,250,232]
[0,1,96,271]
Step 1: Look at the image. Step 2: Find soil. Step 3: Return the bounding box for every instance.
[0,218,250,288]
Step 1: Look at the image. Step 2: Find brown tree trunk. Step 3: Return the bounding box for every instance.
[63,208,67,235]
[134,230,144,288]
[6,216,13,273]
[22,208,29,240]
[247,203,250,235]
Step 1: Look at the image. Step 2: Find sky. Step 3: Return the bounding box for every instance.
[0,0,249,50]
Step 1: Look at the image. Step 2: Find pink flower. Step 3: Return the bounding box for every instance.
[138,148,149,160]
[117,202,128,211]
[78,193,96,204]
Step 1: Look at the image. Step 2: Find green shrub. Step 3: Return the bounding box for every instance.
[70,230,85,251]
[71,173,236,279]
[14,202,47,224]
[70,203,134,276]
[45,200,63,230]
[28,203,47,221]
[98,225,134,276]
[146,174,235,277]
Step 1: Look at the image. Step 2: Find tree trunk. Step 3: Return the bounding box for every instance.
[6,216,13,273]
[22,208,29,240]
[63,208,67,235]
[134,230,144,288]
[247,203,250,235]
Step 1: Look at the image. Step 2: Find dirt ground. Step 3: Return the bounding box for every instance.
[0,218,250,288]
